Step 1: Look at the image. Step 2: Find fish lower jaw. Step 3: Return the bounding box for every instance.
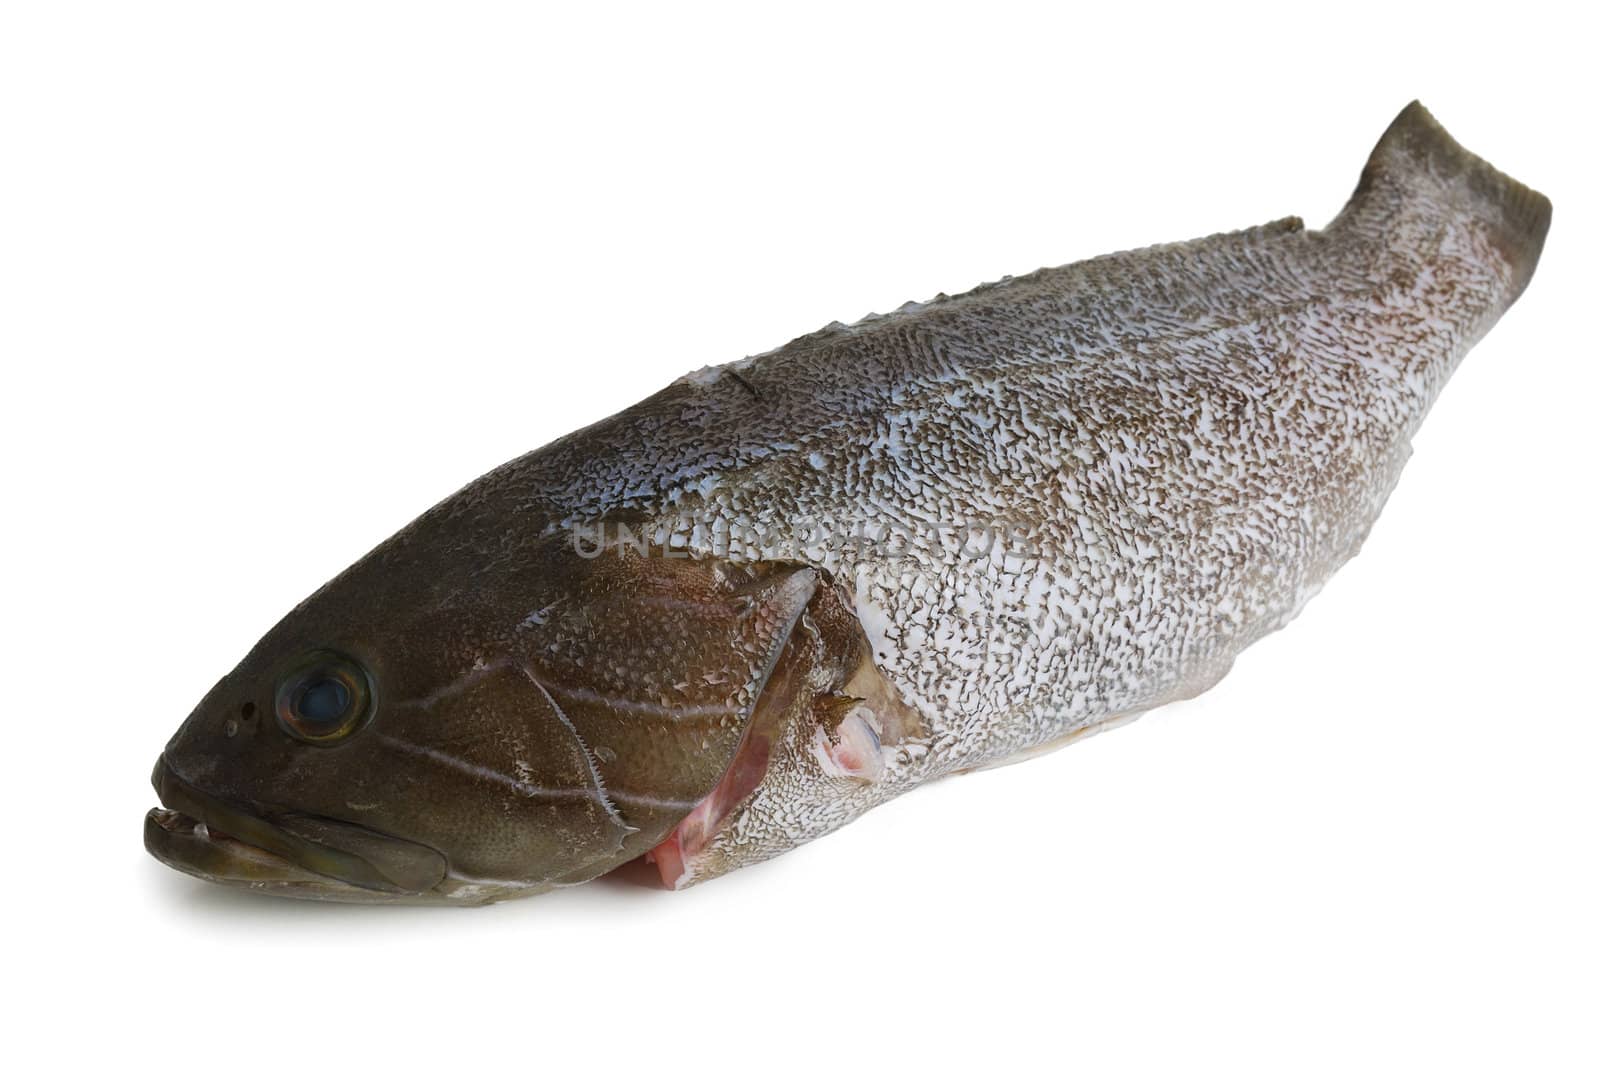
[144,806,391,903]
[145,806,554,906]
[146,756,471,904]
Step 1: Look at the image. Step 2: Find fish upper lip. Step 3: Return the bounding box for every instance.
[147,756,449,895]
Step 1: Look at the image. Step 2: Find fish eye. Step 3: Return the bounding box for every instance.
[275,652,374,744]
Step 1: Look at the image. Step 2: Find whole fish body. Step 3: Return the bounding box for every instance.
[146,102,1549,903]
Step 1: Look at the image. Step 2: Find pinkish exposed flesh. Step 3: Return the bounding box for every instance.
[647,727,774,889]
[813,711,885,781]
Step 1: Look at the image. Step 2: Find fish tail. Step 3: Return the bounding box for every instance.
[1330,101,1551,303]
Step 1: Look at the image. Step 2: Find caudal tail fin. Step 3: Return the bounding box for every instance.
[1330,101,1551,303]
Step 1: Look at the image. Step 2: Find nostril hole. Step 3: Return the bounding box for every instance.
[240,702,256,720]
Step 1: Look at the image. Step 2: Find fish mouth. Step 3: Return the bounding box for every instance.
[145,756,450,903]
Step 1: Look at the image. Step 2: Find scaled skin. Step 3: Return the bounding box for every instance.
[148,103,1549,901]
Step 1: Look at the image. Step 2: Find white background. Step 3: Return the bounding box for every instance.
[3,3,1594,1068]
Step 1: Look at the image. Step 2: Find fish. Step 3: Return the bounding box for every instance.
[146,102,1549,904]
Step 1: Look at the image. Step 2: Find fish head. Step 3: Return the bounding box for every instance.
[146,500,823,904]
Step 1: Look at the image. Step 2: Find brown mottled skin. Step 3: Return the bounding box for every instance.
[147,103,1549,902]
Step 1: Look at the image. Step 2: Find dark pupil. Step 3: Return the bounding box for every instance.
[297,677,351,724]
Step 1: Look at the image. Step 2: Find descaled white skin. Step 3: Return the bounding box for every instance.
[464,103,1547,886]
